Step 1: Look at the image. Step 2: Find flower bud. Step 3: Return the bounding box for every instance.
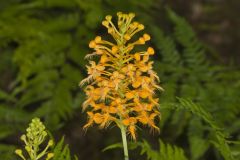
[138,24,144,30]
[48,139,54,146]
[25,146,31,152]
[15,149,22,155]
[105,15,112,21]
[147,47,155,55]
[102,21,109,27]
[89,41,96,48]
[138,37,145,44]
[129,13,135,18]
[46,153,54,160]
[133,22,139,26]
[20,135,26,141]
[143,34,150,41]
[95,36,102,43]
[117,12,122,16]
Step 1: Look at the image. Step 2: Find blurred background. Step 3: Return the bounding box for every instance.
[0,0,239,160]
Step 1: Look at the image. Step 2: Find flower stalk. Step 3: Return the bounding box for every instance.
[120,124,129,160]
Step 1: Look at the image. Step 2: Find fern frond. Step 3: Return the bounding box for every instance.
[137,139,188,160]
[188,117,210,160]
[53,137,78,160]
[167,8,209,71]
[150,26,181,66]
[161,98,236,160]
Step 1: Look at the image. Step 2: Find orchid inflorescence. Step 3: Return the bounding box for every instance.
[80,12,163,140]
[15,118,54,160]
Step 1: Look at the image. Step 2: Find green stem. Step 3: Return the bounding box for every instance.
[120,124,129,160]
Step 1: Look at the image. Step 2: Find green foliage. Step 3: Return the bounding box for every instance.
[0,1,85,145]
[161,98,236,160]
[104,97,238,160]
[137,140,188,160]
[166,8,209,71]
[102,140,188,160]
[102,143,123,152]
[52,137,78,160]
[0,144,16,160]
[150,8,240,160]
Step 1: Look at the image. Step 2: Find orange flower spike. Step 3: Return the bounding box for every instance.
[80,12,163,148]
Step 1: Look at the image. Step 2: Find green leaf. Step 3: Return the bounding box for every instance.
[53,136,78,160]
[102,142,123,152]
